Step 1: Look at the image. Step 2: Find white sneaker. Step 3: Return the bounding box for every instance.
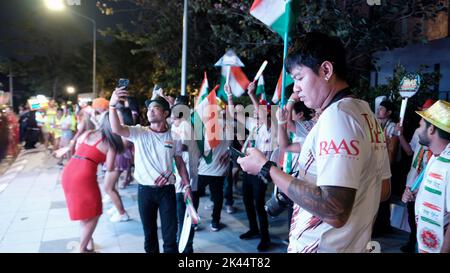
[102,195,111,204]
[226,205,236,214]
[109,212,130,223]
[106,206,117,215]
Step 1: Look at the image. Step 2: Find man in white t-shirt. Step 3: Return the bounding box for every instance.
[402,100,450,253]
[238,32,391,253]
[109,91,191,254]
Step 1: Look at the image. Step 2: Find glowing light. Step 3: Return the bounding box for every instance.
[45,0,66,11]
[66,86,76,94]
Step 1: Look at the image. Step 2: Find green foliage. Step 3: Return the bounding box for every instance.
[96,0,445,102]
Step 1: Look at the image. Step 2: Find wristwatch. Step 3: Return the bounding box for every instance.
[258,161,277,184]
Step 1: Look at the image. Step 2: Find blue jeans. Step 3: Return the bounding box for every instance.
[138,184,177,253]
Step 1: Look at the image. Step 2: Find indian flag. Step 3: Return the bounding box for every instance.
[272,69,294,104]
[193,85,221,160]
[255,75,268,102]
[250,0,299,38]
[217,66,250,102]
[195,72,209,108]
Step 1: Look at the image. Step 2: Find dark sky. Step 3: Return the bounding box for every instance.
[0,0,136,58]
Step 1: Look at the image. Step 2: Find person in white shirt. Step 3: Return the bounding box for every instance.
[109,91,191,254]
[373,99,399,237]
[397,99,435,252]
[225,82,276,251]
[402,100,450,253]
[277,98,316,243]
[377,100,399,163]
[237,32,391,253]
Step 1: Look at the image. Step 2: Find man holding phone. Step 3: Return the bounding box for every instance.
[109,88,191,253]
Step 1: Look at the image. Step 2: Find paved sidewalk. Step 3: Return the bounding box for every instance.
[0,148,408,253]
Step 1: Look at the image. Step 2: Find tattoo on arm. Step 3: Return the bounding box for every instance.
[287,179,356,228]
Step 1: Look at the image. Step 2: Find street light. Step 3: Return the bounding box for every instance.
[46,1,97,98]
[66,86,76,94]
[44,0,66,11]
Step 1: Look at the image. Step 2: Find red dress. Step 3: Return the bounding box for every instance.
[62,133,106,221]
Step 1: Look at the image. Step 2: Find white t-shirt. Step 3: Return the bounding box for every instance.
[288,97,392,253]
[172,120,200,192]
[405,129,433,187]
[245,118,277,158]
[198,139,232,177]
[126,125,182,186]
[381,119,396,138]
[415,143,450,253]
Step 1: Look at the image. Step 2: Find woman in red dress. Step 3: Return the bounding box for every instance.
[62,112,124,253]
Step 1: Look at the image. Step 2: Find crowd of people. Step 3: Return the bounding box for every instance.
[10,32,450,253]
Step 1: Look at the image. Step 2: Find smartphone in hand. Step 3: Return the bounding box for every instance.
[118,78,130,89]
[228,147,244,164]
[117,79,130,106]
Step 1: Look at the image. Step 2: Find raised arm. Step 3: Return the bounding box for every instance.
[277,107,301,153]
[109,89,130,138]
[225,84,246,126]
[285,93,299,133]
[247,82,259,108]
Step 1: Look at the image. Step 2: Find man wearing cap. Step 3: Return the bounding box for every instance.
[402,100,450,253]
[109,89,191,253]
[397,99,435,252]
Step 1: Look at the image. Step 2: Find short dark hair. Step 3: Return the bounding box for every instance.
[424,120,450,141]
[286,32,347,80]
[293,101,312,121]
[379,100,396,113]
[118,107,135,126]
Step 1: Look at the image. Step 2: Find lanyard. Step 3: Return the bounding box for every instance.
[323,87,353,110]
